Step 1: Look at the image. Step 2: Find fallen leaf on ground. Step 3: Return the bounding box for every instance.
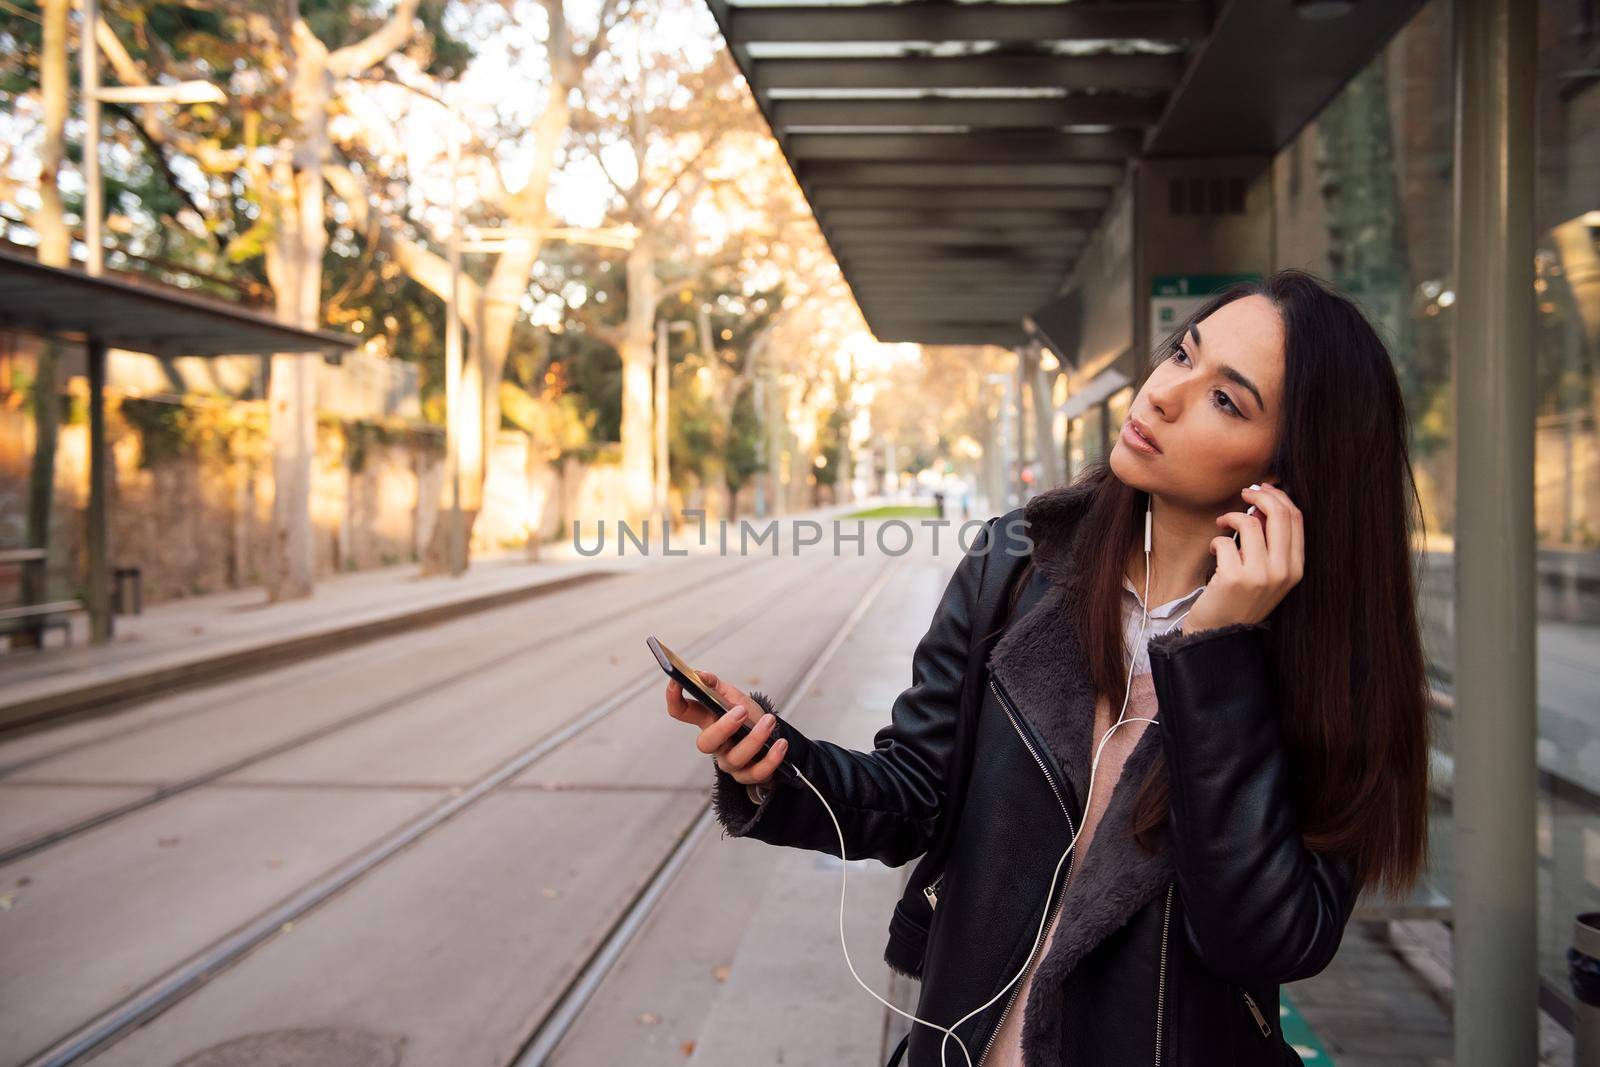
[712,964,730,983]
[636,1012,660,1025]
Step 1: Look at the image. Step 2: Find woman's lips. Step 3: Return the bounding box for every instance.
[1121,420,1162,456]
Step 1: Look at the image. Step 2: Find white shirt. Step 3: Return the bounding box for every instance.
[1120,572,1207,674]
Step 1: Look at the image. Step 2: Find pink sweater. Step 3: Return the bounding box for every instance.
[980,671,1162,1066]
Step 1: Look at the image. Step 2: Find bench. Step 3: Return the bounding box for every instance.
[0,600,84,650]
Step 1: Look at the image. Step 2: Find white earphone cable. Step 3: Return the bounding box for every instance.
[779,495,1190,1067]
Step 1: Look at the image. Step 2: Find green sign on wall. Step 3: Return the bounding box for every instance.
[1150,273,1261,347]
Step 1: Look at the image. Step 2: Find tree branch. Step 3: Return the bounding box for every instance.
[325,161,483,314]
[103,101,225,253]
[645,128,728,224]
[578,0,627,73]
[328,0,424,78]
[93,15,243,173]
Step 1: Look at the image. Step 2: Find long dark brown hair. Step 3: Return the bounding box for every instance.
[1021,269,1431,900]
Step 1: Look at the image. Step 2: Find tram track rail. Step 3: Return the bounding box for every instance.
[0,552,769,867]
[508,554,901,1066]
[16,547,870,1067]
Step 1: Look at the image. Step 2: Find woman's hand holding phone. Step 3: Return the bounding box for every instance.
[1181,481,1306,634]
[664,667,789,789]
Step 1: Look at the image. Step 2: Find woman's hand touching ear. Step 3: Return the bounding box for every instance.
[1181,482,1305,634]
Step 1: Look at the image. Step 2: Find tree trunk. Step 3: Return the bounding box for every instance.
[620,240,658,527]
[266,40,333,602]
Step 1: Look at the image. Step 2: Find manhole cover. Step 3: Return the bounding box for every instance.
[173,1027,404,1067]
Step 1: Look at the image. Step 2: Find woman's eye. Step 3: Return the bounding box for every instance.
[1174,343,1241,417]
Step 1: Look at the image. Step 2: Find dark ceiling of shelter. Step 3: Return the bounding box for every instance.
[0,250,358,358]
[707,0,1428,348]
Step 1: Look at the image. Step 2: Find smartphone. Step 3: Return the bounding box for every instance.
[648,635,795,780]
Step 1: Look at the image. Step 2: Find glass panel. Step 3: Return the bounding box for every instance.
[1534,0,1600,1015]
[1273,0,1600,1017]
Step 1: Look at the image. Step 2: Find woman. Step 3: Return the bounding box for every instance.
[665,269,1431,1067]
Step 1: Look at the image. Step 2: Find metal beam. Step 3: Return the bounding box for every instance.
[0,250,357,357]
[799,161,1125,187]
[808,186,1113,210]
[849,288,1058,301]
[784,130,1141,163]
[728,3,1208,44]
[819,207,1101,230]
[1145,0,1427,155]
[840,251,1074,268]
[865,304,1037,318]
[864,294,1036,305]
[770,95,1163,130]
[868,322,1029,345]
[849,283,1056,296]
[829,226,1086,246]
[845,267,1066,280]
[754,54,1183,92]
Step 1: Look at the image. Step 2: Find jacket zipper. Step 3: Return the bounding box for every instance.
[1154,881,1174,1066]
[976,676,1078,1067]
[1241,989,1272,1037]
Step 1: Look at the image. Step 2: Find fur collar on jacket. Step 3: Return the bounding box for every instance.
[986,480,1174,1063]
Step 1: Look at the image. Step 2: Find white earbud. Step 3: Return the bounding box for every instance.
[783,492,1194,1067]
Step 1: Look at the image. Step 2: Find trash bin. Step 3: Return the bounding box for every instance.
[1571,911,1600,1066]
[113,566,142,616]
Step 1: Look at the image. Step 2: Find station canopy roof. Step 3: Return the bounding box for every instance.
[707,0,1427,347]
[0,249,358,358]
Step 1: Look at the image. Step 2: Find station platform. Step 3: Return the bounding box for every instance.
[0,548,612,734]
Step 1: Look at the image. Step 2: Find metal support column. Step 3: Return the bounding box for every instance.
[86,338,111,644]
[1452,0,1538,1062]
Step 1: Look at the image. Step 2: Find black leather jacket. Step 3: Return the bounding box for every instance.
[710,483,1362,1067]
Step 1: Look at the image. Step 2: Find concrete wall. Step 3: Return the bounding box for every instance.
[0,392,650,607]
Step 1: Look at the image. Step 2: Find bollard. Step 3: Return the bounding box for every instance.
[1572,911,1600,1066]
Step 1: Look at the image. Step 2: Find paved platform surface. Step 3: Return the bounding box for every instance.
[1285,917,1575,1067]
